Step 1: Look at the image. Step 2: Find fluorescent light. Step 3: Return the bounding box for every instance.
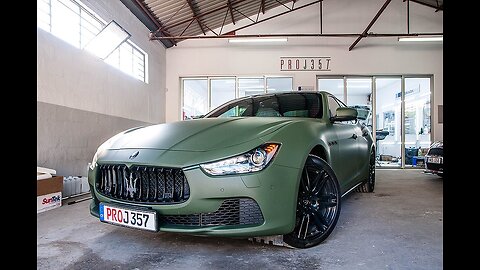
[398,36,443,42]
[84,20,131,59]
[228,38,288,43]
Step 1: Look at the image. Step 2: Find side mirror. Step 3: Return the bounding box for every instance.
[331,107,358,122]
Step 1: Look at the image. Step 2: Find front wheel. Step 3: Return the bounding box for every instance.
[283,155,341,248]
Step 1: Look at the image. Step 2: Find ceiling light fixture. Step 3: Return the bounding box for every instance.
[228,38,288,43]
[84,20,131,59]
[398,36,443,42]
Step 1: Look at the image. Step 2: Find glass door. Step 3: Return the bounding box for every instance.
[404,77,432,168]
[346,77,373,128]
[375,78,402,167]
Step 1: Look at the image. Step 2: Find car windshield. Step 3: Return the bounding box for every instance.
[205,93,323,119]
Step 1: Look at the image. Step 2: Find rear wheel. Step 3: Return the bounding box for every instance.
[356,150,375,193]
[283,155,341,248]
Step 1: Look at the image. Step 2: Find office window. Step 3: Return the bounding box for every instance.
[266,77,293,92]
[182,79,208,120]
[182,76,293,120]
[238,78,264,97]
[210,78,236,110]
[37,0,147,82]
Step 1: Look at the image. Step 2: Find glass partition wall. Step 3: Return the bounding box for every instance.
[318,75,432,169]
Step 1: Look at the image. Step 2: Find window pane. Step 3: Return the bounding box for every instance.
[210,79,236,110]
[347,78,372,127]
[37,0,51,31]
[80,10,103,48]
[51,0,81,48]
[132,48,145,81]
[318,78,344,102]
[375,78,402,167]
[266,77,292,92]
[183,79,208,120]
[404,78,431,167]
[238,78,264,97]
[119,43,133,74]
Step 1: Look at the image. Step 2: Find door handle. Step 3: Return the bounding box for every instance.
[351,133,358,139]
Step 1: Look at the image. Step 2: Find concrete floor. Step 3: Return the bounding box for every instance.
[37,169,443,270]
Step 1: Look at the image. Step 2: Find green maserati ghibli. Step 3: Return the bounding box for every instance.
[88,91,375,248]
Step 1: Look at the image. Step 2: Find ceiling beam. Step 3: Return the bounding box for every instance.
[186,0,206,35]
[150,32,443,40]
[261,0,266,14]
[349,0,392,51]
[227,0,236,24]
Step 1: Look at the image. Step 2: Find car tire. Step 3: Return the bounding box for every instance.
[283,154,341,249]
[356,150,375,193]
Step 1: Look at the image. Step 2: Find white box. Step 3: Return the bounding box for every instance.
[37,192,62,214]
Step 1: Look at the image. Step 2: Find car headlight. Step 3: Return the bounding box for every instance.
[200,143,280,176]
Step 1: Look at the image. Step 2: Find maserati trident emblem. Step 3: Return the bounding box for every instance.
[129,151,140,160]
[125,172,138,198]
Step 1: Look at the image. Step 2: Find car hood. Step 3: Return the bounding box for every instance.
[108,117,297,151]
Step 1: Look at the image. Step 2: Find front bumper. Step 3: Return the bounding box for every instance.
[88,159,300,237]
[424,155,443,175]
[424,164,443,175]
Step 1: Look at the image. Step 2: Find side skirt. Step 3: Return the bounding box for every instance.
[341,182,363,198]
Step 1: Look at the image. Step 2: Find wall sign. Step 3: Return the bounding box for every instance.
[280,57,331,71]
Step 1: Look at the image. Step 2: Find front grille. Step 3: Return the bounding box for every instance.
[97,164,190,204]
[160,198,264,227]
[427,148,443,156]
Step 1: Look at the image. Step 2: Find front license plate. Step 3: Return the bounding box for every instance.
[428,157,442,164]
[99,203,157,232]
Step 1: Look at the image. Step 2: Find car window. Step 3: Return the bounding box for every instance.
[215,100,253,118]
[206,93,323,119]
[327,95,341,118]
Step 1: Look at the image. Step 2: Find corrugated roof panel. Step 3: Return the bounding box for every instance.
[142,0,297,38]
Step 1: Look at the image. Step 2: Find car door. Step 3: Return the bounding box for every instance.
[326,95,362,191]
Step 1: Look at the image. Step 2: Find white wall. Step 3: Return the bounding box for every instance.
[37,0,167,176]
[37,0,166,123]
[166,0,443,141]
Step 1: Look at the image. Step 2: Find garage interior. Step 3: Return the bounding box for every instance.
[37,0,443,269]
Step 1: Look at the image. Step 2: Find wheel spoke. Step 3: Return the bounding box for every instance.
[310,169,324,193]
[297,214,307,239]
[301,168,310,192]
[311,211,328,233]
[302,214,310,239]
[319,194,337,208]
[313,174,328,195]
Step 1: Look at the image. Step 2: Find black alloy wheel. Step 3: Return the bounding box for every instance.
[283,155,341,248]
[356,150,375,193]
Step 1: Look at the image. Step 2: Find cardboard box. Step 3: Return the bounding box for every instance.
[37,176,63,214]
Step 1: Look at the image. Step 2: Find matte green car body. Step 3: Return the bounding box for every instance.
[88,91,374,237]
